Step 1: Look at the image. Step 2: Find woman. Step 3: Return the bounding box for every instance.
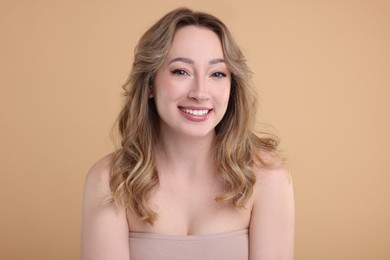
[81,7,294,260]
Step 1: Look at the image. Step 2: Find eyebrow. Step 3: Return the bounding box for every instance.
[168,57,225,65]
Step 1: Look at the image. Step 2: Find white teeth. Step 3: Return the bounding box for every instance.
[181,108,209,116]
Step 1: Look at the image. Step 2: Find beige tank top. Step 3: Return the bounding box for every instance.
[129,229,249,260]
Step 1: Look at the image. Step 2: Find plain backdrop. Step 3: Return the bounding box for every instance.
[1,0,389,259]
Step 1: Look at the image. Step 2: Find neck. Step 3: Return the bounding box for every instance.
[155,129,216,176]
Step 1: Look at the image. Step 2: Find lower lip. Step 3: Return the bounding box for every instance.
[179,109,211,122]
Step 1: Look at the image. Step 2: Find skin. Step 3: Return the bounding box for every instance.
[81,26,295,260]
[152,26,231,141]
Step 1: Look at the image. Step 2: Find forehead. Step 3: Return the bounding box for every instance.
[166,25,224,59]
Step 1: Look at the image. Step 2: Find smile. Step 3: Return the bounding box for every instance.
[180,108,210,116]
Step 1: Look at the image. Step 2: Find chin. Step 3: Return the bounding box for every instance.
[178,127,216,139]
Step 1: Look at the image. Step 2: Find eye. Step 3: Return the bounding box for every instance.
[211,72,227,78]
[171,69,188,76]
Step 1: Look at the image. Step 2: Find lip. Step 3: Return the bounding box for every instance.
[178,106,212,122]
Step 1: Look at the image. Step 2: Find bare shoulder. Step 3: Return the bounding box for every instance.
[251,154,294,213]
[249,151,295,259]
[82,154,116,213]
[87,153,114,179]
[252,161,293,208]
[81,153,130,260]
[254,150,292,189]
[84,153,114,196]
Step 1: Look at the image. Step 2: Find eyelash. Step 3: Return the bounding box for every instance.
[211,72,227,78]
[170,69,227,78]
[171,69,188,76]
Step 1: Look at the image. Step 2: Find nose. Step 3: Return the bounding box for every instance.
[188,77,210,101]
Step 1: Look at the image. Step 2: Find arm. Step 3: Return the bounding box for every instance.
[249,166,295,260]
[81,155,131,260]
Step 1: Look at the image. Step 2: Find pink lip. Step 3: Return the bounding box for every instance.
[178,106,212,122]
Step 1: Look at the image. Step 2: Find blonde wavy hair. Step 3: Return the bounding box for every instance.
[110,7,279,224]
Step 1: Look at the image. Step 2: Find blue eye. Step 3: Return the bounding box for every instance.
[171,69,188,76]
[211,72,227,78]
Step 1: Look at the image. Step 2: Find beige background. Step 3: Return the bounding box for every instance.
[1,0,389,259]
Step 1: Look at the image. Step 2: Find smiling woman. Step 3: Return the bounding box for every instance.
[81,7,294,260]
[153,26,231,135]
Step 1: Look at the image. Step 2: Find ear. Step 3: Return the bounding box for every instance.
[148,77,154,98]
[148,85,154,98]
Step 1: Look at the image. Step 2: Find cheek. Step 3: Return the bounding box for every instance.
[217,84,231,105]
[155,86,183,103]
[154,75,188,100]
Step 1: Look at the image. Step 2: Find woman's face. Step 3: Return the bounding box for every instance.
[152,25,231,139]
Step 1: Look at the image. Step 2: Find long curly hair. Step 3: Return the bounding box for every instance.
[109,7,279,224]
